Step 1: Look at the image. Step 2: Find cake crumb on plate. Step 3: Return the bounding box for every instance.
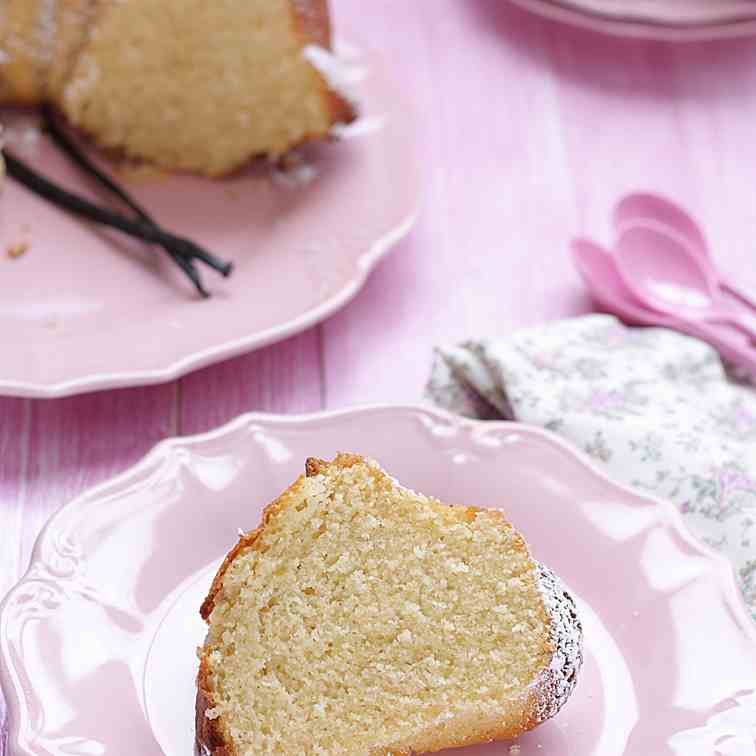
[7,241,29,259]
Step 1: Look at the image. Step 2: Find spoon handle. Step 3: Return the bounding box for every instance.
[682,320,756,374]
[705,309,756,341]
[721,277,756,312]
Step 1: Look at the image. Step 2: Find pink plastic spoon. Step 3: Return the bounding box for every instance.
[614,225,756,337]
[571,237,656,325]
[613,193,756,310]
[571,237,756,373]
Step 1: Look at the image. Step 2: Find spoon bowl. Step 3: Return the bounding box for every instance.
[615,226,718,316]
[614,226,756,336]
[613,193,756,310]
[571,237,656,324]
[614,194,708,259]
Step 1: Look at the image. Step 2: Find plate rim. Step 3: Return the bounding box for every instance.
[0,213,417,400]
[2,403,755,754]
[509,0,756,40]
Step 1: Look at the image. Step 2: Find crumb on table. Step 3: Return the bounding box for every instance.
[7,241,29,259]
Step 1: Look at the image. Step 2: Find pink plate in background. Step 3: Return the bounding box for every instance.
[0,41,419,398]
[510,0,756,40]
[1,405,755,755]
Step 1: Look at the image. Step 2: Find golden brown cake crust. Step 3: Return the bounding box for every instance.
[195,455,582,756]
[291,0,331,47]
[196,657,234,756]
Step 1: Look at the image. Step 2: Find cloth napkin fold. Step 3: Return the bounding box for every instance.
[427,314,756,620]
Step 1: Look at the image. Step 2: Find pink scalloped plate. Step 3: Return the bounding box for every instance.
[2,406,756,755]
[510,0,756,40]
[0,41,418,399]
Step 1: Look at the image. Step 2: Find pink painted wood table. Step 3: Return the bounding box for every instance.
[5,0,756,750]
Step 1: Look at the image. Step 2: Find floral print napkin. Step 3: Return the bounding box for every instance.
[427,314,756,620]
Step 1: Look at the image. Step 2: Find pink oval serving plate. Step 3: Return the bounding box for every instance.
[510,0,756,40]
[0,41,419,399]
[2,405,755,755]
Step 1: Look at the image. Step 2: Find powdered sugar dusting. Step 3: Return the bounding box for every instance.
[271,150,318,188]
[331,114,387,140]
[529,564,583,723]
[302,44,365,108]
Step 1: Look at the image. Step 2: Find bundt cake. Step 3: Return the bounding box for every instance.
[196,454,583,755]
[0,0,355,175]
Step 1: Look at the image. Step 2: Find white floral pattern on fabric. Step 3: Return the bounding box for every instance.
[427,314,756,620]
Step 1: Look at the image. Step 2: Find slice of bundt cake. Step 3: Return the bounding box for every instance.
[58,0,355,175]
[197,454,582,755]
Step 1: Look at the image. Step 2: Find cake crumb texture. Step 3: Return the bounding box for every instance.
[197,454,582,755]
